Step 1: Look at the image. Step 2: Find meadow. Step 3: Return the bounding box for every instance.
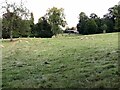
[1,33,120,88]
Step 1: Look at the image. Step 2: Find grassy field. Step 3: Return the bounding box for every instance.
[1,33,120,88]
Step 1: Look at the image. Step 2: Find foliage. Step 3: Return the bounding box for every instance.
[101,24,108,33]
[1,1,120,39]
[102,13,115,33]
[0,18,2,38]
[46,7,67,36]
[2,0,30,40]
[32,17,53,38]
[2,13,21,38]
[2,14,31,38]
[29,12,34,36]
[77,4,120,35]
[86,19,98,34]
[113,5,120,31]
[18,20,31,37]
[77,12,88,34]
[30,12,34,25]
[77,12,99,35]
[102,4,120,32]
[90,13,103,34]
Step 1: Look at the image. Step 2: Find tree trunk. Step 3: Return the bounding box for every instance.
[10,30,13,41]
[10,19,13,41]
[103,30,106,33]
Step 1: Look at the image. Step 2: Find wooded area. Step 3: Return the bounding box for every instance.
[1,1,120,40]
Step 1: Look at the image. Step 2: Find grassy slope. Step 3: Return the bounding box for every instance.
[2,33,120,88]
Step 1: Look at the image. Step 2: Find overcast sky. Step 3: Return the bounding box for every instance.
[0,0,119,27]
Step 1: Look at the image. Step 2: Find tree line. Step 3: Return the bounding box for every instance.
[1,1,120,40]
[77,5,120,35]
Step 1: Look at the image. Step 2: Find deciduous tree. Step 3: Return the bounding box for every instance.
[2,0,30,41]
[32,17,53,38]
[46,7,67,36]
[77,12,88,34]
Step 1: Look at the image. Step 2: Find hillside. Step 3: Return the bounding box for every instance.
[2,33,119,88]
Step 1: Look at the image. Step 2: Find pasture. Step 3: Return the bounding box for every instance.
[1,33,119,88]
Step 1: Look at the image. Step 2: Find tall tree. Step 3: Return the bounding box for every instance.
[30,12,34,24]
[77,12,88,34]
[112,4,120,31]
[90,13,98,19]
[45,7,67,36]
[0,18,2,39]
[2,0,30,41]
[19,20,31,37]
[100,4,120,33]
[30,12,35,36]
[118,4,120,31]
[32,17,53,38]
[86,19,98,34]
[102,13,115,33]
[90,13,102,33]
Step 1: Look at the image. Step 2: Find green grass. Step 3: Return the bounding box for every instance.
[2,33,120,88]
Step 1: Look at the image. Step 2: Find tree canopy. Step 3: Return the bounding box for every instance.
[45,7,67,36]
[1,1,120,39]
[2,0,30,40]
[77,3,120,35]
[31,17,53,38]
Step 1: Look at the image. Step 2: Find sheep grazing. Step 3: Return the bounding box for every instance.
[80,37,84,40]
[0,45,4,48]
[80,36,95,40]
[19,40,22,42]
[25,41,29,44]
[85,37,88,40]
